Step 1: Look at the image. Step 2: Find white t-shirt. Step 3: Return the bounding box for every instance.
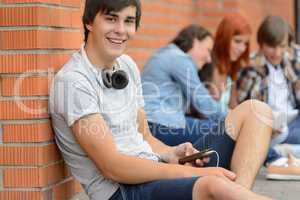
[49,45,159,200]
[267,62,294,112]
[267,62,298,130]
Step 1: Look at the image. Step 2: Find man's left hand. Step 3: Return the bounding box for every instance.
[161,142,210,167]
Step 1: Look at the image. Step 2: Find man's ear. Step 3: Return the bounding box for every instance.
[86,23,93,32]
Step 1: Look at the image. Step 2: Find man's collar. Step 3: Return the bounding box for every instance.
[265,59,281,70]
[80,43,100,74]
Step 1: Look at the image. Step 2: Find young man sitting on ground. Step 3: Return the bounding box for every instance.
[50,0,274,199]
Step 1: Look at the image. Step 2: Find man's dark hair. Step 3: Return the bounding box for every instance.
[257,15,290,47]
[171,25,212,53]
[288,24,295,46]
[82,0,141,42]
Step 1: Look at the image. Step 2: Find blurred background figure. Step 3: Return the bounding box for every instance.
[191,13,251,118]
[237,15,300,181]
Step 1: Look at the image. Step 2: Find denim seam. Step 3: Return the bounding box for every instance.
[119,185,128,200]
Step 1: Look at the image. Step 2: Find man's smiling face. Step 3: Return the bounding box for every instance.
[86,6,137,61]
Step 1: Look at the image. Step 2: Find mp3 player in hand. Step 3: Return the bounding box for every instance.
[178,148,215,165]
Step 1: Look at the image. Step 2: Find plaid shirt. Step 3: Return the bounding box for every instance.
[237,44,300,109]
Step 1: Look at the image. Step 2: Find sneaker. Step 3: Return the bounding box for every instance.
[266,154,300,180]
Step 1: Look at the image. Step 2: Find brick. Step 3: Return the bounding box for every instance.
[0,7,81,28]
[0,169,3,189]
[74,180,83,193]
[2,122,54,143]
[3,167,41,187]
[197,0,222,10]
[0,100,49,120]
[2,0,81,7]
[0,143,61,166]
[3,162,66,188]
[71,9,82,28]
[53,180,72,200]
[0,30,82,50]
[143,1,194,18]
[0,76,51,97]
[128,37,168,49]
[164,0,193,6]
[126,50,153,63]
[202,10,233,18]
[0,191,50,200]
[0,124,2,143]
[38,143,62,164]
[223,0,239,9]
[53,178,83,200]
[141,15,191,27]
[197,18,222,32]
[0,54,71,73]
[63,163,71,177]
[138,26,178,37]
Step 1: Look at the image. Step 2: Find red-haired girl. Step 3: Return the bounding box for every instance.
[201,13,252,109]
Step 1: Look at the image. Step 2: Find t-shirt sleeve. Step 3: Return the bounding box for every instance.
[53,75,100,126]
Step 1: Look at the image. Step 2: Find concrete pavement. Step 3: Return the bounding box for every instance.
[253,168,300,200]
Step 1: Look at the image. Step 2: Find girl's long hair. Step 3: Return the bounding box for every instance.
[213,13,252,80]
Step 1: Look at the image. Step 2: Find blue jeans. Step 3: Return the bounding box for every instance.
[266,114,300,163]
[149,116,235,169]
[284,114,300,144]
[109,117,234,200]
[110,177,199,200]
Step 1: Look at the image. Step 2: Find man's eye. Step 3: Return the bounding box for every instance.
[125,19,135,24]
[106,17,116,22]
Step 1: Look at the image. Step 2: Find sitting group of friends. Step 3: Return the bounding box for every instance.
[49,0,300,199]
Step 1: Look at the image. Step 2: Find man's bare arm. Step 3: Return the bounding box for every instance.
[137,108,174,159]
[71,113,235,184]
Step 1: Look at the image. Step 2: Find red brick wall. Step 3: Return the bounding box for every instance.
[0,0,294,199]
[238,0,294,50]
[128,0,295,69]
[0,0,84,199]
[195,0,295,51]
[127,0,197,68]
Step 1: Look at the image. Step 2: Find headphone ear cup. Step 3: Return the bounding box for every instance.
[111,70,129,89]
[101,70,112,88]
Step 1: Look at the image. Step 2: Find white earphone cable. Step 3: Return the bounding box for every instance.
[210,150,220,167]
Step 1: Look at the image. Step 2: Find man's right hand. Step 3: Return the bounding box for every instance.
[187,167,236,181]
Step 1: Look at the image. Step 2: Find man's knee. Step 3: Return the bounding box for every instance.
[225,100,273,139]
[243,100,272,116]
[239,100,273,126]
[193,176,227,199]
